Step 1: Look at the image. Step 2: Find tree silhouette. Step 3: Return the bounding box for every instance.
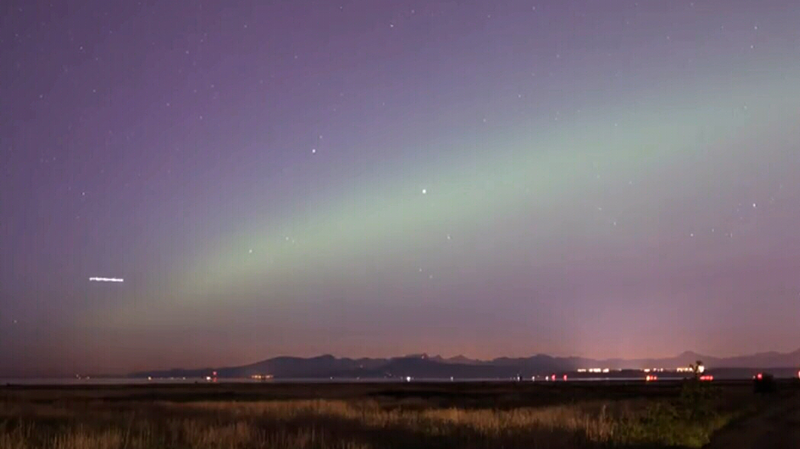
[688,360,704,379]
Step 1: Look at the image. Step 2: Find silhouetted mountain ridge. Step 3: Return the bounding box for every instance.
[130,348,800,379]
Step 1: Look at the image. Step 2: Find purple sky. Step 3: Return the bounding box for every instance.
[2,0,800,376]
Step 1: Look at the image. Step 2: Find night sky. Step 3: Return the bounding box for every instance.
[2,1,800,376]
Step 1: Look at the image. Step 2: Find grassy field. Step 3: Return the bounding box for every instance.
[0,381,783,449]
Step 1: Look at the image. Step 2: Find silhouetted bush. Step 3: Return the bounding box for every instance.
[753,373,777,394]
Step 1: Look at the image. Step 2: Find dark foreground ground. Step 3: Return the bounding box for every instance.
[1,380,798,448]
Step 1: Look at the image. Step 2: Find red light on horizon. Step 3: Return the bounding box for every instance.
[563,374,568,381]
[699,375,713,381]
[756,373,763,380]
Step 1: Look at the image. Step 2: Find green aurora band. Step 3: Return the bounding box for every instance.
[181,68,800,301]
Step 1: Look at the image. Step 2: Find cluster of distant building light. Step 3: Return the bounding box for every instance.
[576,366,700,374]
[576,368,612,374]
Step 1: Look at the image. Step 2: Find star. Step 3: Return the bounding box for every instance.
[421,188,427,195]
[248,249,253,254]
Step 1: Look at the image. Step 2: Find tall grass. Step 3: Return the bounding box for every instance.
[0,396,732,448]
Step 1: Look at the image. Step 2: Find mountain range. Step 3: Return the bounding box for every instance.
[130,349,800,379]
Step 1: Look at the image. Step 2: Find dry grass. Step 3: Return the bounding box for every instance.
[178,399,620,441]
[0,384,742,449]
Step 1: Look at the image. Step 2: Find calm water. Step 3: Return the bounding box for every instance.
[0,377,689,385]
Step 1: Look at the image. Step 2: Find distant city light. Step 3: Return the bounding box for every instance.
[89,277,124,283]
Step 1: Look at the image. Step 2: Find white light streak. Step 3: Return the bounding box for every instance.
[89,277,124,283]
